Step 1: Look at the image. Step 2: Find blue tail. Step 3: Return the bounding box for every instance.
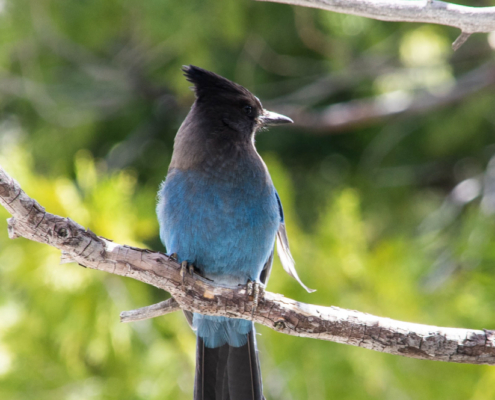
[193,314,253,348]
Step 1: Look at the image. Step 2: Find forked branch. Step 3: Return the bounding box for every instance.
[1,165,495,365]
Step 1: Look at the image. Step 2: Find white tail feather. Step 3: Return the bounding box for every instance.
[276,224,315,293]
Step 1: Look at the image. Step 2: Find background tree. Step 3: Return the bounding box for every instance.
[0,0,495,399]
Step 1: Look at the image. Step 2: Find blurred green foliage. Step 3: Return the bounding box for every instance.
[1,0,495,399]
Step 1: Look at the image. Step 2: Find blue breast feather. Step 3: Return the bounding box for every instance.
[157,167,280,347]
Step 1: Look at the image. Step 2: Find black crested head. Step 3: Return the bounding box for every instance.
[183,65,253,100]
[181,65,292,137]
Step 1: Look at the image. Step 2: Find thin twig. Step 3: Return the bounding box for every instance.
[452,32,472,51]
[120,298,182,323]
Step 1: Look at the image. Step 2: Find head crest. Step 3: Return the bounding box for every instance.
[182,65,251,100]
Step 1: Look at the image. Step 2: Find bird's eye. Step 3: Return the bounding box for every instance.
[243,105,253,117]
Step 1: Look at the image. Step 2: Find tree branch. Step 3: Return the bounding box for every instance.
[1,165,495,365]
[255,0,495,40]
[280,62,495,133]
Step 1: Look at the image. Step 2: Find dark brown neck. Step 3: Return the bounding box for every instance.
[170,106,257,173]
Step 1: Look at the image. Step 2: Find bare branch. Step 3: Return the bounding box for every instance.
[281,62,495,133]
[255,0,495,35]
[1,165,495,365]
[120,298,181,323]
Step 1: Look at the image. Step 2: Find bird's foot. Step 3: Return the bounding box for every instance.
[246,280,264,316]
[180,260,196,290]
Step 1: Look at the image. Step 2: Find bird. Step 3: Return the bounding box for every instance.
[156,65,314,400]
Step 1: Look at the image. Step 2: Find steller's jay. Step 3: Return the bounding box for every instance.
[157,65,313,400]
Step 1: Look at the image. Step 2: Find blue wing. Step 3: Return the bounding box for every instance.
[275,191,315,293]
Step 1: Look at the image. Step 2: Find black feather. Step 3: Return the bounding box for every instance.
[194,329,264,400]
[182,65,254,101]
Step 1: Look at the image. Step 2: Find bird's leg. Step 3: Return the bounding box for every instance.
[180,261,187,289]
[180,260,196,290]
[252,283,260,317]
[246,279,264,316]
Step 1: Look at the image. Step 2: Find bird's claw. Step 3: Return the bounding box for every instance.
[180,260,195,290]
[246,280,263,316]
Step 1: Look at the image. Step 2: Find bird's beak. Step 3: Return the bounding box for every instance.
[259,110,293,126]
